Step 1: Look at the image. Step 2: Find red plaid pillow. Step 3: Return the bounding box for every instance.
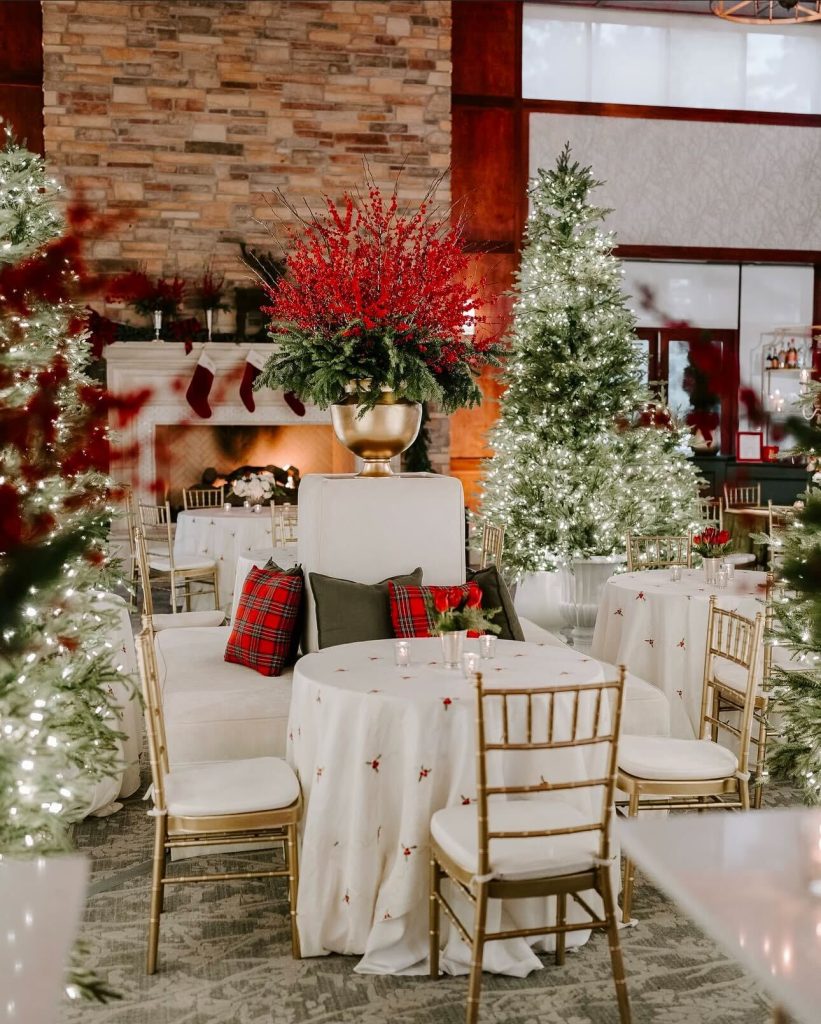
[388,582,483,638]
[225,566,303,676]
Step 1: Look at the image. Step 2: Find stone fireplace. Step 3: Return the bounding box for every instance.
[104,341,353,504]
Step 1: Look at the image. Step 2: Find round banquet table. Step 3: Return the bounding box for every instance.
[174,508,296,609]
[591,568,766,740]
[288,637,621,977]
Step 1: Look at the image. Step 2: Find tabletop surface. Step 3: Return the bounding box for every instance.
[619,809,821,1024]
[177,507,274,521]
[294,637,607,701]
[606,567,767,601]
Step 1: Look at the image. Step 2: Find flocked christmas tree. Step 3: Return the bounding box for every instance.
[480,146,700,576]
[0,127,139,999]
[0,125,143,887]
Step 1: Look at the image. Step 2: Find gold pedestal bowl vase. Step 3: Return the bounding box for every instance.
[331,390,422,477]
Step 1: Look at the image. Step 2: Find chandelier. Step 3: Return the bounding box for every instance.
[711,0,821,22]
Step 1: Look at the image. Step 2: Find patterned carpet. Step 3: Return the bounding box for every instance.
[58,773,785,1024]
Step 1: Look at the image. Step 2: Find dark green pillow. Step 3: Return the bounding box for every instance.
[467,565,525,642]
[310,568,424,649]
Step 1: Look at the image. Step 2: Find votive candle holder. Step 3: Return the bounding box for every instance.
[394,640,410,667]
[479,634,497,660]
[462,651,480,678]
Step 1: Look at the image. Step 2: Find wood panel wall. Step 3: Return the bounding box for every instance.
[450,0,522,508]
[0,1,44,154]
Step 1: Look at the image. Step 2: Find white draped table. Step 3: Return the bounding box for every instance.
[174,508,296,609]
[592,568,766,739]
[288,637,621,977]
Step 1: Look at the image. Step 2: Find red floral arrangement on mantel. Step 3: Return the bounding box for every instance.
[255,176,505,413]
[109,270,186,317]
[692,527,732,558]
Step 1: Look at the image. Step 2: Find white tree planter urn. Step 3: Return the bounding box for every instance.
[558,555,625,646]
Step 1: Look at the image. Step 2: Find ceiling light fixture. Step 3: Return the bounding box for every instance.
[711,0,821,23]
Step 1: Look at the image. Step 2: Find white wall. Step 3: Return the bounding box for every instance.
[529,113,821,250]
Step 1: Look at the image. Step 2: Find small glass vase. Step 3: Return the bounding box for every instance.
[440,629,467,669]
[702,557,722,584]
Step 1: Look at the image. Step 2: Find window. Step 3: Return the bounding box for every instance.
[523,3,821,114]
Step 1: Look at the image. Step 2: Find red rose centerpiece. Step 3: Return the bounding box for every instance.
[692,526,732,583]
[255,177,504,474]
[429,585,500,669]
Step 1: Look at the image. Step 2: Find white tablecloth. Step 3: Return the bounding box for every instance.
[82,593,143,816]
[592,569,766,739]
[175,508,296,609]
[288,637,620,977]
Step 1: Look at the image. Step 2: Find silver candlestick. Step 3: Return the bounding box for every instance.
[206,307,213,341]
[153,309,162,340]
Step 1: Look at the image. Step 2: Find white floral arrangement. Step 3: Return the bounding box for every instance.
[231,472,275,504]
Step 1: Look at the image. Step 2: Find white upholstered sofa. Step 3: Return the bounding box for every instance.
[154,474,670,769]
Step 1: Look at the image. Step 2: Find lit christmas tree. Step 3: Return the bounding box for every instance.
[0,126,139,859]
[479,146,700,577]
[766,390,821,803]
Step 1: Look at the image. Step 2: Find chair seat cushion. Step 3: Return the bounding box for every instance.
[430,800,600,880]
[618,735,738,781]
[150,554,216,572]
[165,757,299,817]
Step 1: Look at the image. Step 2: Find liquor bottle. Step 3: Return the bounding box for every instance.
[787,343,798,368]
[765,350,774,369]
[778,346,787,368]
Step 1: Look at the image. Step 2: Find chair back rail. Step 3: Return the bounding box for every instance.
[697,497,724,532]
[699,596,763,774]
[472,669,626,880]
[182,486,225,510]
[272,503,298,546]
[479,524,505,570]
[724,483,761,509]
[133,527,155,617]
[626,533,692,571]
[138,501,176,568]
[135,627,170,811]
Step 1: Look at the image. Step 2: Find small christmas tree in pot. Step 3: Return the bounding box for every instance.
[479,145,700,643]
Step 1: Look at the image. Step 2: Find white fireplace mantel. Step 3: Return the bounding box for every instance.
[105,341,329,502]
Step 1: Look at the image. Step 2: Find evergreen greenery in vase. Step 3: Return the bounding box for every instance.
[254,174,504,413]
[479,145,701,577]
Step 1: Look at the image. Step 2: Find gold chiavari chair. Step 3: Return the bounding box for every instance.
[112,482,140,607]
[717,572,802,810]
[134,527,225,630]
[429,668,631,1024]
[134,629,302,973]
[625,533,692,572]
[182,485,225,510]
[271,502,298,546]
[697,497,723,532]
[137,501,219,612]
[479,524,504,570]
[723,482,761,509]
[617,597,763,922]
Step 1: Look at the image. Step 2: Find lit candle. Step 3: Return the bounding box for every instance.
[394,640,410,667]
